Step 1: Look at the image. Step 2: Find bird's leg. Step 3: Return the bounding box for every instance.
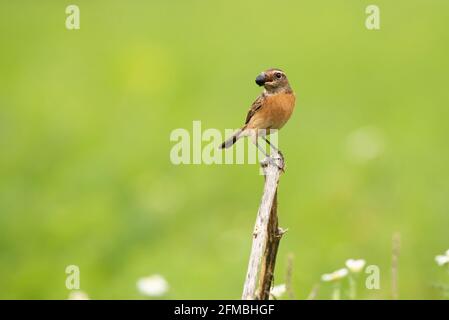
[255,136,270,158]
[263,137,284,164]
[259,136,284,172]
[251,132,284,172]
[263,137,281,156]
[251,133,271,168]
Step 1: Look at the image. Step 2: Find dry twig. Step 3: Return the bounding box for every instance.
[242,156,286,300]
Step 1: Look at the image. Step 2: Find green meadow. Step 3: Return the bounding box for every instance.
[0,1,448,299]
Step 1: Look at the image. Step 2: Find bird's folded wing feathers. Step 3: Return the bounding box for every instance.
[245,95,264,124]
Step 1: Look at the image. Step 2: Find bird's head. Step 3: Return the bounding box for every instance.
[255,68,291,93]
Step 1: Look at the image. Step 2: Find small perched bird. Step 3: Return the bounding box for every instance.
[219,68,296,162]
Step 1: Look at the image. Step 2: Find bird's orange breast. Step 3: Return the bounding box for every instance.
[248,92,296,130]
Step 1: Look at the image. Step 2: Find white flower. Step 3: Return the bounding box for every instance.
[321,268,349,282]
[137,274,169,297]
[435,255,449,267]
[435,249,449,266]
[68,290,89,300]
[270,284,286,299]
[345,259,366,273]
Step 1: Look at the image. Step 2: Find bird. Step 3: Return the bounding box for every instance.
[219,68,296,167]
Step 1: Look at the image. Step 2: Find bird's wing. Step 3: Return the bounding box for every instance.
[244,94,265,125]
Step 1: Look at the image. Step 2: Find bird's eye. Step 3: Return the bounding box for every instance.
[275,72,283,79]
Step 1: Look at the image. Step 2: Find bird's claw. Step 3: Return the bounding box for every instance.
[271,155,285,172]
[260,151,285,172]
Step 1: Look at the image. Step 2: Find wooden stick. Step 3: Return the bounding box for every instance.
[242,156,286,300]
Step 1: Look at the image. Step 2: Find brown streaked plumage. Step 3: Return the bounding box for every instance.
[219,68,296,152]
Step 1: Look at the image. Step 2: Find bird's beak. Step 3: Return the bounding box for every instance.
[255,73,266,86]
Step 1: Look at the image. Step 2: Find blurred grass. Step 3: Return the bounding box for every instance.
[0,0,448,299]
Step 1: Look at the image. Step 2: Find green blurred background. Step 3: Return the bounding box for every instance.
[1,0,448,299]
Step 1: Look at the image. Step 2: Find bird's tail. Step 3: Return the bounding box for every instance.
[219,127,245,149]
